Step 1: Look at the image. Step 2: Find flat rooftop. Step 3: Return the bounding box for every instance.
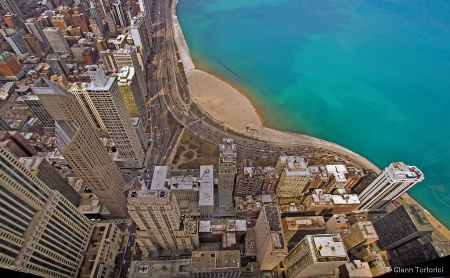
[310,235,348,260]
[129,259,192,278]
[285,216,326,231]
[191,250,240,269]
[198,165,214,207]
[265,206,282,231]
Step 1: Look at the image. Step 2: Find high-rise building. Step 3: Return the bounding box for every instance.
[3,13,24,29]
[255,205,288,270]
[113,0,129,27]
[51,15,71,32]
[43,27,71,53]
[283,234,349,278]
[59,6,74,26]
[22,34,47,57]
[130,16,151,62]
[47,55,70,77]
[32,77,129,218]
[99,49,118,72]
[23,95,55,128]
[218,138,236,208]
[191,250,258,277]
[387,234,450,268]
[0,51,25,81]
[0,0,22,17]
[275,156,311,197]
[25,19,51,50]
[78,223,124,277]
[4,29,28,57]
[127,173,196,257]
[0,147,92,277]
[282,216,327,249]
[358,162,424,210]
[342,221,379,251]
[19,156,81,206]
[72,13,90,33]
[113,45,147,94]
[0,117,12,131]
[303,189,360,215]
[68,82,106,131]
[85,65,145,169]
[117,66,148,126]
[374,204,433,250]
[325,214,350,235]
[0,131,36,157]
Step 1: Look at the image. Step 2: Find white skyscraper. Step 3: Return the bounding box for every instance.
[358,162,424,210]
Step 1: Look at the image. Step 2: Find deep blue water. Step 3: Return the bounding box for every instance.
[178,0,450,227]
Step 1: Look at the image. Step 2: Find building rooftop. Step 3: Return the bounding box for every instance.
[285,216,326,231]
[326,164,348,182]
[386,162,424,181]
[310,235,348,261]
[198,165,214,207]
[191,250,240,269]
[129,260,191,278]
[265,206,282,231]
[150,166,169,190]
[331,193,360,205]
[358,221,379,241]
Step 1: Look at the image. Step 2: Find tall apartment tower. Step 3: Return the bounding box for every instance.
[0,147,92,277]
[255,205,288,270]
[0,0,22,17]
[72,13,90,33]
[113,0,129,27]
[25,19,51,50]
[86,65,145,169]
[23,95,55,128]
[373,204,433,250]
[4,29,28,57]
[0,51,25,81]
[31,77,129,218]
[130,16,151,62]
[113,45,147,94]
[137,0,152,52]
[283,234,349,278]
[19,156,81,206]
[218,138,236,208]
[127,176,195,257]
[3,13,24,29]
[51,15,71,32]
[68,82,106,131]
[43,27,71,53]
[117,66,148,126]
[358,162,424,210]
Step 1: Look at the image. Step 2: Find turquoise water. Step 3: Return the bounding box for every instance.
[178,0,450,227]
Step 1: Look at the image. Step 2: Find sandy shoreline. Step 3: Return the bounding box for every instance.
[172,0,450,233]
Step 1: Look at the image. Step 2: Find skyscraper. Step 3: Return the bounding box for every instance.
[85,65,145,169]
[68,82,106,131]
[358,162,424,210]
[117,66,148,126]
[255,205,288,270]
[4,29,28,57]
[127,169,196,257]
[43,27,71,53]
[19,156,81,206]
[130,16,151,62]
[342,221,379,251]
[218,138,236,208]
[47,55,70,77]
[0,0,22,17]
[25,18,50,51]
[283,234,349,278]
[113,45,147,95]
[0,51,25,81]
[0,147,92,277]
[22,34,47,57]
[32,77,129,218]
[23,95,55,128]
[374,204,433,250]
[113,0,129,27]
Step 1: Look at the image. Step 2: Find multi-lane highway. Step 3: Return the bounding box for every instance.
[143,0,380,177]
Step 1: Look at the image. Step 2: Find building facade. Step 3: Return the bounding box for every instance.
[218,138,236,208]
[43,27,71,53]
[0,147,92,277]
[358,162,424,210]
